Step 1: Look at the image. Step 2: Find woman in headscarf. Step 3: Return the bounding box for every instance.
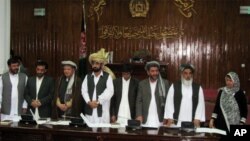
[209,72,248,133]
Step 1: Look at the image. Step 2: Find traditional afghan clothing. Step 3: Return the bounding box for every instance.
[211,72,248,132]
[88,48,116,79]
[164,64,205,127]
[52,61,84,119]
[81,48,114,123]
[136,61,170,127]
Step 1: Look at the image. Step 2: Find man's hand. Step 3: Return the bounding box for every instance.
[136,116,143,123]
[88,101,99,109]
[209,119,215,128]
[36,100,41,107]
[166,119,174,127]
[31,100,42,108]
[31,100,38,108]
[57,104,68,112]
[193,119,201,127]
[111,115,116,123]
[22,108,27,114]
[163,119,168,125]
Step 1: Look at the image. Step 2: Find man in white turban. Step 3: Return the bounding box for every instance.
[52,60,84,119]
[164,64,205,127]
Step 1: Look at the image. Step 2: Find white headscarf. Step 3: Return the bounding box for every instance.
[220,72,241,131]
[223,72,240,95]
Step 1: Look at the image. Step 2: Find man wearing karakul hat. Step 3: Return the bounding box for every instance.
[52,60,84,119]
[164,63,205,127]
[81,48,114,123]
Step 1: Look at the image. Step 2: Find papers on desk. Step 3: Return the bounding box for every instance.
[0,120,13,125]
[34,119,70,125]
[45,120,70,126]
[195,127,226,135]
[28,108,70,125]
[36,120,48,125]
[141,124,159,129]
[1,114,21,122]
[80,113,125,128]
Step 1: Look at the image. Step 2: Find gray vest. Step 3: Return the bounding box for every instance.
[1,72,26,115]
[173,80,200,123]
[85,72,109,117]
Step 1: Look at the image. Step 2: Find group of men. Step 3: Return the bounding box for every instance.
[0,48,205,128]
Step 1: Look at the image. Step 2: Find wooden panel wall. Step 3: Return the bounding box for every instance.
[11,0,82,77]
[11,0,250,93]
[84,0,250,92]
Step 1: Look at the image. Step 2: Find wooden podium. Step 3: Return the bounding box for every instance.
[0,122,220,141]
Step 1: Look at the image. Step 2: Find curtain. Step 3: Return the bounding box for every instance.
[0,0,11,74]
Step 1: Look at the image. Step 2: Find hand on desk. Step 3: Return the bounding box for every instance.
[136,116,143,123]
[111,115,116,123]
[165,119,174,127]
[209,119,215,128]
[22,108,27,114]
[193,119,201,128]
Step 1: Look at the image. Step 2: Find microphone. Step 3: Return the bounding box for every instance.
[29,109,37,121]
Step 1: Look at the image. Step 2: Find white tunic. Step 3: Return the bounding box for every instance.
[117,78,131,124]
[143,80,161,127]
[81,71,114,123]
[34,76,44,120]
[164,84,205,127]
[0,73,28,121]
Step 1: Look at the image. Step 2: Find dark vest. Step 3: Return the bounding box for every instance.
[85,72,109,117]
[1,72,26,115]
[173,80,200,123]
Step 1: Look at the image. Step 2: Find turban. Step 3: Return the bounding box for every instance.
[179,64,195,73]
[89,48,116,79]
[145,61,160,71]
[61,60,77,69]
[89,48,109,65]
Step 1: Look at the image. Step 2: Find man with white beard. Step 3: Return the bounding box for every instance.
[164,64,205,127]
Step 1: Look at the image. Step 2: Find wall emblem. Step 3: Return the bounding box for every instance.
[129,0,149,18]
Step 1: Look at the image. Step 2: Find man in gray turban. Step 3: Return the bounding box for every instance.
[136,61,170,127]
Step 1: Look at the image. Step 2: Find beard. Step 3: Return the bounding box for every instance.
[10,68,19,74]
[36,73,44,78]
[181,76,193,86]
[92,67,102,72]
[149,75,158,82]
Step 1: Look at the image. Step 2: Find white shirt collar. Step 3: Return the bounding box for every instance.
[122,77,131,83]
[91,71,103,77]
[149,78,157,84]
[36,76,44,81]
[9,72,18,77]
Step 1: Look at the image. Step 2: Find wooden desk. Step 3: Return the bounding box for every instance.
[106,63,168,80]
[0,123,220,141]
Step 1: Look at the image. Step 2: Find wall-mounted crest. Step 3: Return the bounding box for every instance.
[129,0,149,18]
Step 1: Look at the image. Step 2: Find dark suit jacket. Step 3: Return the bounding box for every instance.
[136,78,170,123]
[111,77,139,119]
[24,76,54,118]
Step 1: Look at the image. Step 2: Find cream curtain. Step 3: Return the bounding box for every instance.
[0,0,11,74]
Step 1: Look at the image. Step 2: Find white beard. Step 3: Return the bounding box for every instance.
[181,76,193,86]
